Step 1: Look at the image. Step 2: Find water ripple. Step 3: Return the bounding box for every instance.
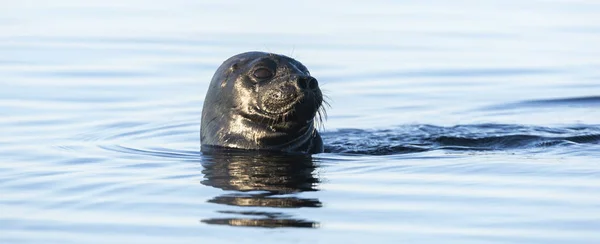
[486,96,600,110]
[323,124,600,155]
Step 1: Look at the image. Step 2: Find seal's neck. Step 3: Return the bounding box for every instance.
[254,118,313,142]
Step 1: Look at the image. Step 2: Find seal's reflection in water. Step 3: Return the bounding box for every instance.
[201,150,321,228]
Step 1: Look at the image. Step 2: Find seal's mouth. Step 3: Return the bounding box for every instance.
[250,75,325,130]
[259,85,302,114]
[257,87,322,122]
[259,86,306,118]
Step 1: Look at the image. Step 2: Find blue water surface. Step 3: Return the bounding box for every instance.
[1,1,600,243]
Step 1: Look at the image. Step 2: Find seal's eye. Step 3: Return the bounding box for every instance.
[252,68,273,79]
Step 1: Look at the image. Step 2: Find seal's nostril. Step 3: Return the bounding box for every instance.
[298,76,318,90]
[307,78,318,90]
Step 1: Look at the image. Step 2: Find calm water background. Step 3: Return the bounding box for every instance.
[2,0,600,243]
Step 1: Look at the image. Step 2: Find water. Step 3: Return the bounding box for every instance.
[2,0,600,243]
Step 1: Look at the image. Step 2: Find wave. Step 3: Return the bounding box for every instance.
[484,96,600,110]
[93,120,600,157]
[323,124,600,155]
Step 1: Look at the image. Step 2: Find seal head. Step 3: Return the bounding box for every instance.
[201,52,324,154]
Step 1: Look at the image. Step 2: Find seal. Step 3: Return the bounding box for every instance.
[201,52,325,154]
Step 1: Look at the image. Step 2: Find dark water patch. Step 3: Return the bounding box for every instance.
[201,153,318,193]
[208,195,322,208]
[201,215,318,228]
[522,96,600,106]
[217,210,294,219]
[201,152,320,228]
[323,124,600,155]
[434,135,571,150]
[485,96,600,110]
[325,143,430,155]
[564,134,600,143]
[95,124,600,158]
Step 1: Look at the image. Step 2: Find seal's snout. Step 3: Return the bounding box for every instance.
[297,76,319,91]
[269,84,297,102]
[261,83,299,114]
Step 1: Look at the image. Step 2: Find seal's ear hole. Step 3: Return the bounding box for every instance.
[252,68,274,79]
[230,63,239,71]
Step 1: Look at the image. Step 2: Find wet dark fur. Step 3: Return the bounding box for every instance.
[201,52,326,154]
